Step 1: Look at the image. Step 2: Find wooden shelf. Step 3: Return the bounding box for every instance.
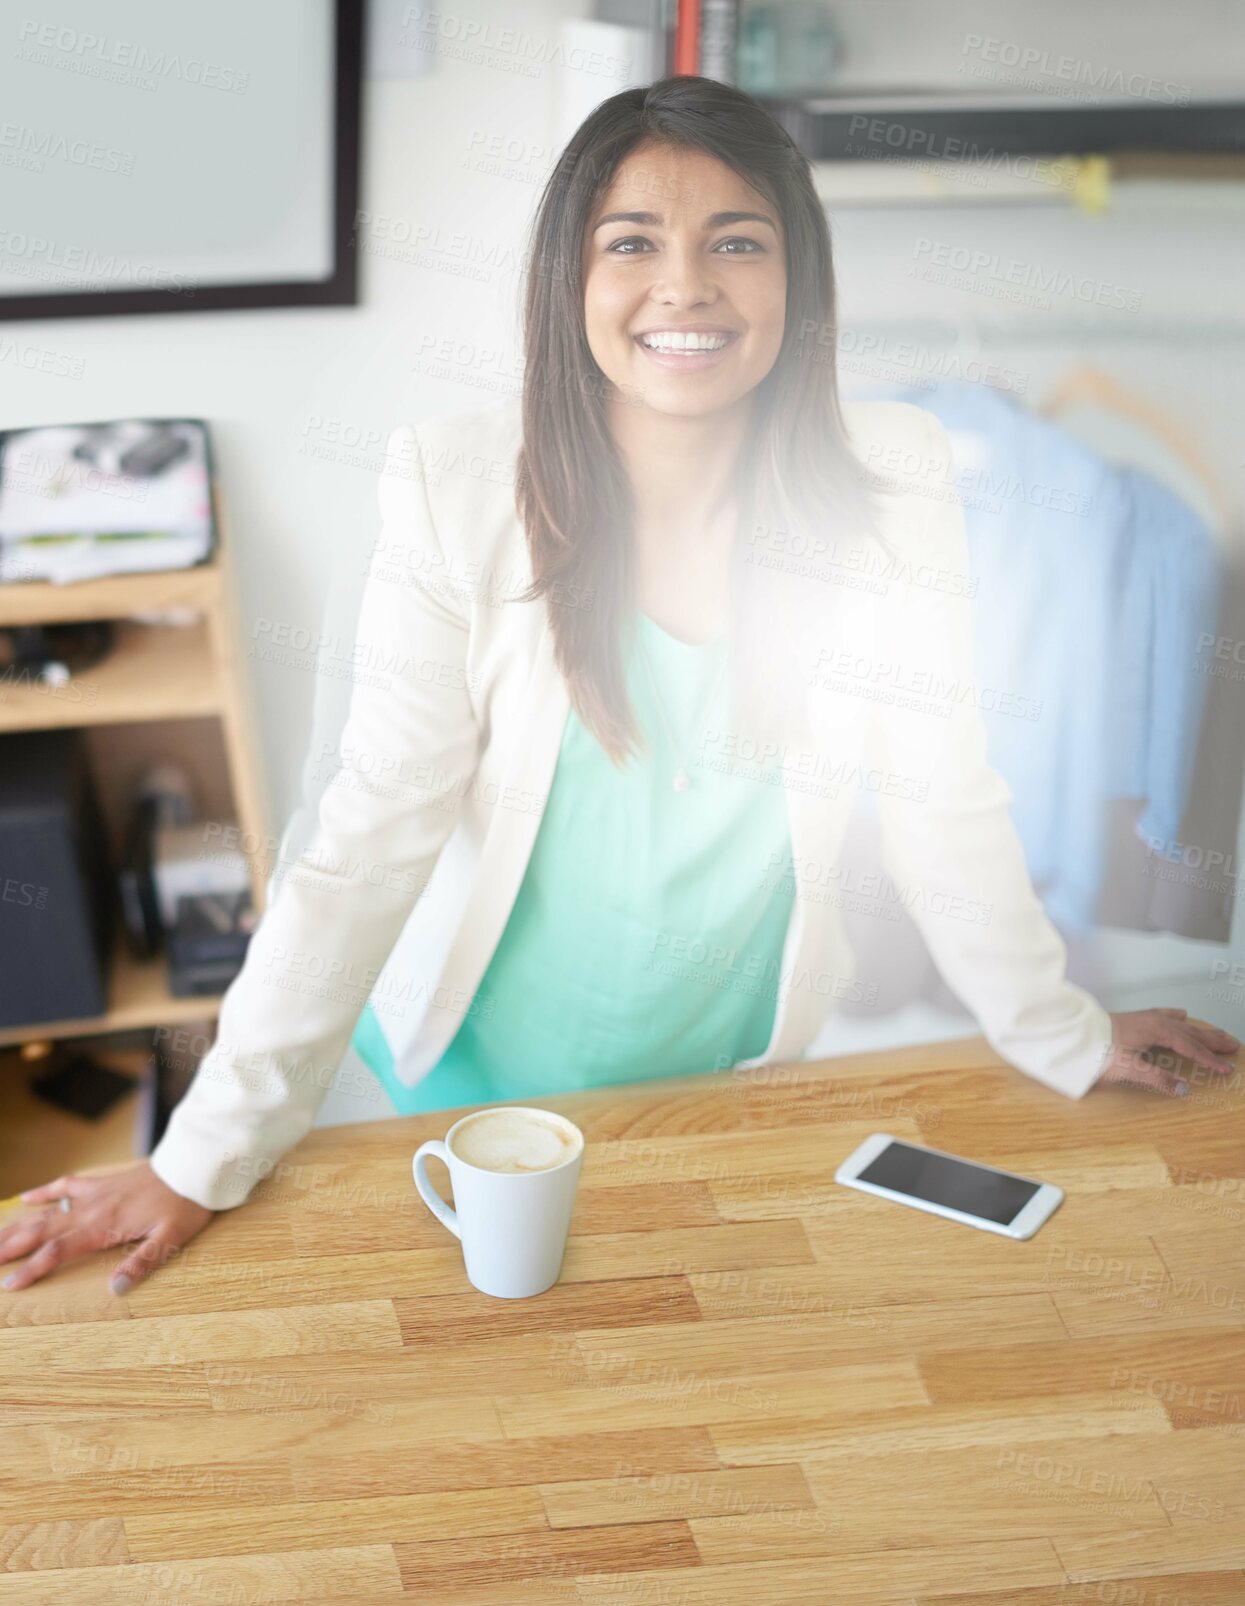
[0,559,220,627]
[0,940,223,1049]
[0,496,269,1066]
[0,619,220,731]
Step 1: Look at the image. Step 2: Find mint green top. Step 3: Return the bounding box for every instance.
[351,611,795,1113]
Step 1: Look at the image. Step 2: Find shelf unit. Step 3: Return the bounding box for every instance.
[0,498,272,1053]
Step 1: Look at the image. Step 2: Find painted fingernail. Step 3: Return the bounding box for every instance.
[1175,1081,1190,1097]
[2,1274,17,1290]
[110,1275,133,1296]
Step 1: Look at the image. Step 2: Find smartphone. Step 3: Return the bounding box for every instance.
[835,1133,1063,1239]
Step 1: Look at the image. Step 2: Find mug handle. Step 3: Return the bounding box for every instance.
[412,1141,460,1239]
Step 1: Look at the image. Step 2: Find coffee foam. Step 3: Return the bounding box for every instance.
[451,1109,580,1174]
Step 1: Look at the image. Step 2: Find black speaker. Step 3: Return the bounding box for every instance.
[0,729,115,1030]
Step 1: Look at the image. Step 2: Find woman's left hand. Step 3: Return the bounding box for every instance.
[1099,1008,1239,1097]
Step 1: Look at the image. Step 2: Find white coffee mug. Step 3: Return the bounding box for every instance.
[412,1107,585,1299]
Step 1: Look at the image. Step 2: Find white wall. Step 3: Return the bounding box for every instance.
[2,0,629,841]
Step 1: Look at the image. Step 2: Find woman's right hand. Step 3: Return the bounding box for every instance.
[0,1161,215,1295]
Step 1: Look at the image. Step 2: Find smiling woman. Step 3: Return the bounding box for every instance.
[0,75,1238,1299]
[516,76,892,761]
[582,144,793,664]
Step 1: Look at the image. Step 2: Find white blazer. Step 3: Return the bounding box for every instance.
[151,395,1115,1211]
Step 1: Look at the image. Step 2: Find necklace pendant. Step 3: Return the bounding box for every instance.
[672,770,690,793]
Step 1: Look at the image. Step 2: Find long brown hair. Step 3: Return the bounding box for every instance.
[515,74,895,767]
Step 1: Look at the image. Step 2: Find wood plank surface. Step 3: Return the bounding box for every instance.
[1,1035,1243,1603]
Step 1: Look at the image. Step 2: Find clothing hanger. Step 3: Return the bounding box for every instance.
[1041,365,1229,528]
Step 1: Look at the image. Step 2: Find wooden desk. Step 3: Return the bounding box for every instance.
[2,1036,1244,1604]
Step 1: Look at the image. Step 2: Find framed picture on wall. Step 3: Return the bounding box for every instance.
[0,0,364,321]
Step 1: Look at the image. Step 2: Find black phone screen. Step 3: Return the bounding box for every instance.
[856,1140,1041,1226]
